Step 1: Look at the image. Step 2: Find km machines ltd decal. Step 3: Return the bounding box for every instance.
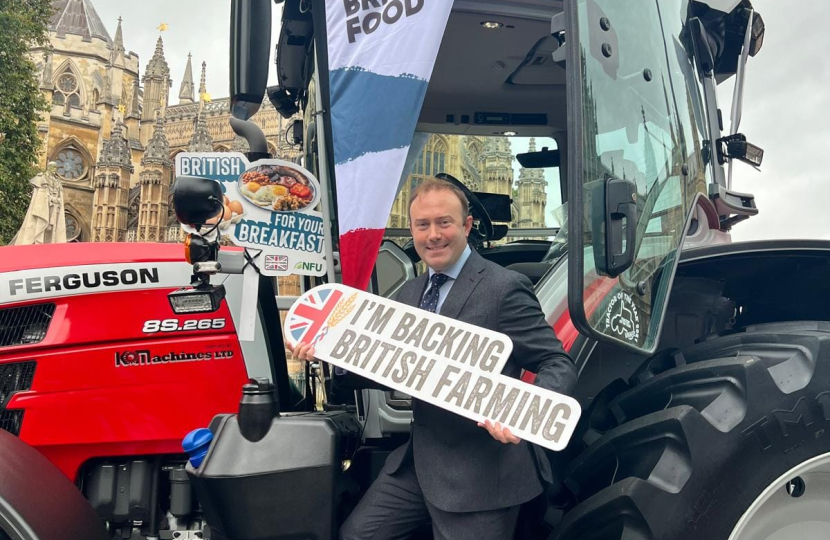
[114,349,235,368]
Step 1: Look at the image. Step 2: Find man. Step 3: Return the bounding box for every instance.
[291,178,577,540]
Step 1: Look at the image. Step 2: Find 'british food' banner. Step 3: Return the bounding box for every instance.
[324,0,454,289]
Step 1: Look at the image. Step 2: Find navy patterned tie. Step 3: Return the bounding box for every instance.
[420,273,449,313]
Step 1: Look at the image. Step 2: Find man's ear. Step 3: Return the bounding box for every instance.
[464,215,473,235]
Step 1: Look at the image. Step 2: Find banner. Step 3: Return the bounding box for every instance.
[285,284,581,452]
[175,153,326,277]
[325,0,454,289]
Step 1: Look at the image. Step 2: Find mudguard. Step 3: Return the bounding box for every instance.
[0,430,108,540]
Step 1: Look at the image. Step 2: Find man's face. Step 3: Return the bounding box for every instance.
[409,189,473,273]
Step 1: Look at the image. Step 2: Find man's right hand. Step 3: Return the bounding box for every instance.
[289,341,316,362]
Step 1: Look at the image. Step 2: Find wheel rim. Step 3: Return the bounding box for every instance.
[729,452,830,540]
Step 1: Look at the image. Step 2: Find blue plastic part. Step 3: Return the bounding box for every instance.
[182,428,214,469]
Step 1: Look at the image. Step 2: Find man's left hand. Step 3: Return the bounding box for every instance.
[478,419,520,444]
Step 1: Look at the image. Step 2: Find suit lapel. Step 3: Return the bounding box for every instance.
[400,272,429,307]
[438,251,486,320]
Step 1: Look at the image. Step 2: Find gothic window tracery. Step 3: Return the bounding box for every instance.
[53,71,82,111]
[50,141,90,182]
[64,210,85,242]
[412,136,448,184]
[56,148,84,180]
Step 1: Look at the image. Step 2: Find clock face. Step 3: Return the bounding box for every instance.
[56,149,84,180]
[58,73,77,93]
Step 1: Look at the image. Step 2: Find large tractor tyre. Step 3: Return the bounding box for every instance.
[554,321,830,540]
[0,429,109,540]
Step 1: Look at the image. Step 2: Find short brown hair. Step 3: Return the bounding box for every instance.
[408,177,469,221]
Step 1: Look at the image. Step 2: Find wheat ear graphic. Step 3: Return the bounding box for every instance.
[328,293,358,328]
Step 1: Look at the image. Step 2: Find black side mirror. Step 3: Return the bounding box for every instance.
[172,176,224,227]
[230,0,272,120]
[516,147,560,169]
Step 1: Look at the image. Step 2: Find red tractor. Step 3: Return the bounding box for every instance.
[0,243,272,538]
[4,1,830,540]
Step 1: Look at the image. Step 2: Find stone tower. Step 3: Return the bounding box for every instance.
[93,121,134,242]
[140,36,171,145]
[480,137,513,195]
[178,53,195,104]
[516,137,547,229]
[137,113,173,242]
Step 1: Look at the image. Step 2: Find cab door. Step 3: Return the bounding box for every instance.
[565,0,710,354]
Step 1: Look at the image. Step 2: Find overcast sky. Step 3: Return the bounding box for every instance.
[717,0,830,242]
[92,0,828,240]
[94,0,283,100]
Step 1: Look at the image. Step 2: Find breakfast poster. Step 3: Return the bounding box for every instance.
[174,152,327,277]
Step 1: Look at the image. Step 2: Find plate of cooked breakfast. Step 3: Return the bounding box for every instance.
[237,163,319,213]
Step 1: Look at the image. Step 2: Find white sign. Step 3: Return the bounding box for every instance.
[175,153,326,277]
[285,284,581,451]
[0,262,193,303]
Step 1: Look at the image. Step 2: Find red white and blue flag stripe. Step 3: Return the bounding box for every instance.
[286,286,344,345]
[324,0,453,290]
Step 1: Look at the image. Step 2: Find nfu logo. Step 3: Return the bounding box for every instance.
[295,262,324,272]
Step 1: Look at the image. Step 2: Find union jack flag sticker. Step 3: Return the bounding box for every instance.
[286,286,344,345]
[265,255,288,271]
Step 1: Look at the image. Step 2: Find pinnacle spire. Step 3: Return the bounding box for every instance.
[144,36,170,80]
[198,61,207,99]
[188,112,213,152]
[99,120,133,170]
[114,16,124,49]
[142,111,172,166]
[178,52,195,104]
[518,137,544,182]
[109,16,126,66]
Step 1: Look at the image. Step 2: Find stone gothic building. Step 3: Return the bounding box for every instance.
[30,0,301,243]
[388,134,548,231]
[28,0,547,245]
[515,138,548,230]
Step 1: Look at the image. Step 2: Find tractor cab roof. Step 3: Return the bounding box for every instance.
[418,1,566,137]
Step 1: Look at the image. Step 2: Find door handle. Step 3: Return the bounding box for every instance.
[592,176,637,277]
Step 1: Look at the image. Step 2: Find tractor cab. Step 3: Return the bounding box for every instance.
[166,1,768,539]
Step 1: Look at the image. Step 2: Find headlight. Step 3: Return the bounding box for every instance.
[168,285,226,314]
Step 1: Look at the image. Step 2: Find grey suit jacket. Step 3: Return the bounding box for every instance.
[347,250,577,513]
